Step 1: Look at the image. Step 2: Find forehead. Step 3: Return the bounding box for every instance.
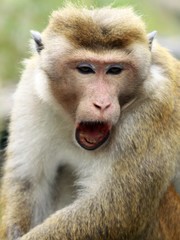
[46,7,148,50]
[63,49,133,66]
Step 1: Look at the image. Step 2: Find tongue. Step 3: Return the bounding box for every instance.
[76,122,110,150]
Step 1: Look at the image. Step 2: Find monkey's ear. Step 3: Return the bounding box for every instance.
[147,31,157,50]
[30,30,44,53]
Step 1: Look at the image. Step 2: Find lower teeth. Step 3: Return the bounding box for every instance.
[85,138,96,144]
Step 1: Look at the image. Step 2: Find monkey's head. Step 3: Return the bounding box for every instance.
[31,7,156,151]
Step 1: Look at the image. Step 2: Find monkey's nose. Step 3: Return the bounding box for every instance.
[93,102,111,112]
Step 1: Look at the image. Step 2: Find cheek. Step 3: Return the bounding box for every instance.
[49,80,81,118]
[117,70,142,105]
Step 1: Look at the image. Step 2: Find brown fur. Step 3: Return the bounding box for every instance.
[158,185,180,239]
[45,7,148,49]
[146,185,180,240]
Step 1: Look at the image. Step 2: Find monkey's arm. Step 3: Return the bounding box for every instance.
[20,161,167,240]
[0,178,33,239]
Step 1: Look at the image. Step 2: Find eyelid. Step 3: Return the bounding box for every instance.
[106,64,124,71]
[77,63,96,70]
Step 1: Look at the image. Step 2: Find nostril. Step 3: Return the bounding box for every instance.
[105,103,111,110]
[93,103,102,110]
[93,103,111,111]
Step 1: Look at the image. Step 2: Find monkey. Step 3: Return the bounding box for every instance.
[0,5,180,240]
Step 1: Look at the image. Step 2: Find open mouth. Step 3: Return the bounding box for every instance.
[75,121,111,150]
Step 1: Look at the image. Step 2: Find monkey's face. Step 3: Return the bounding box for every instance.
[42,45,151,151]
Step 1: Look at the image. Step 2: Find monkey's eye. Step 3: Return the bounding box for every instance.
[106,65,123,75]
[77,64,95,74]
